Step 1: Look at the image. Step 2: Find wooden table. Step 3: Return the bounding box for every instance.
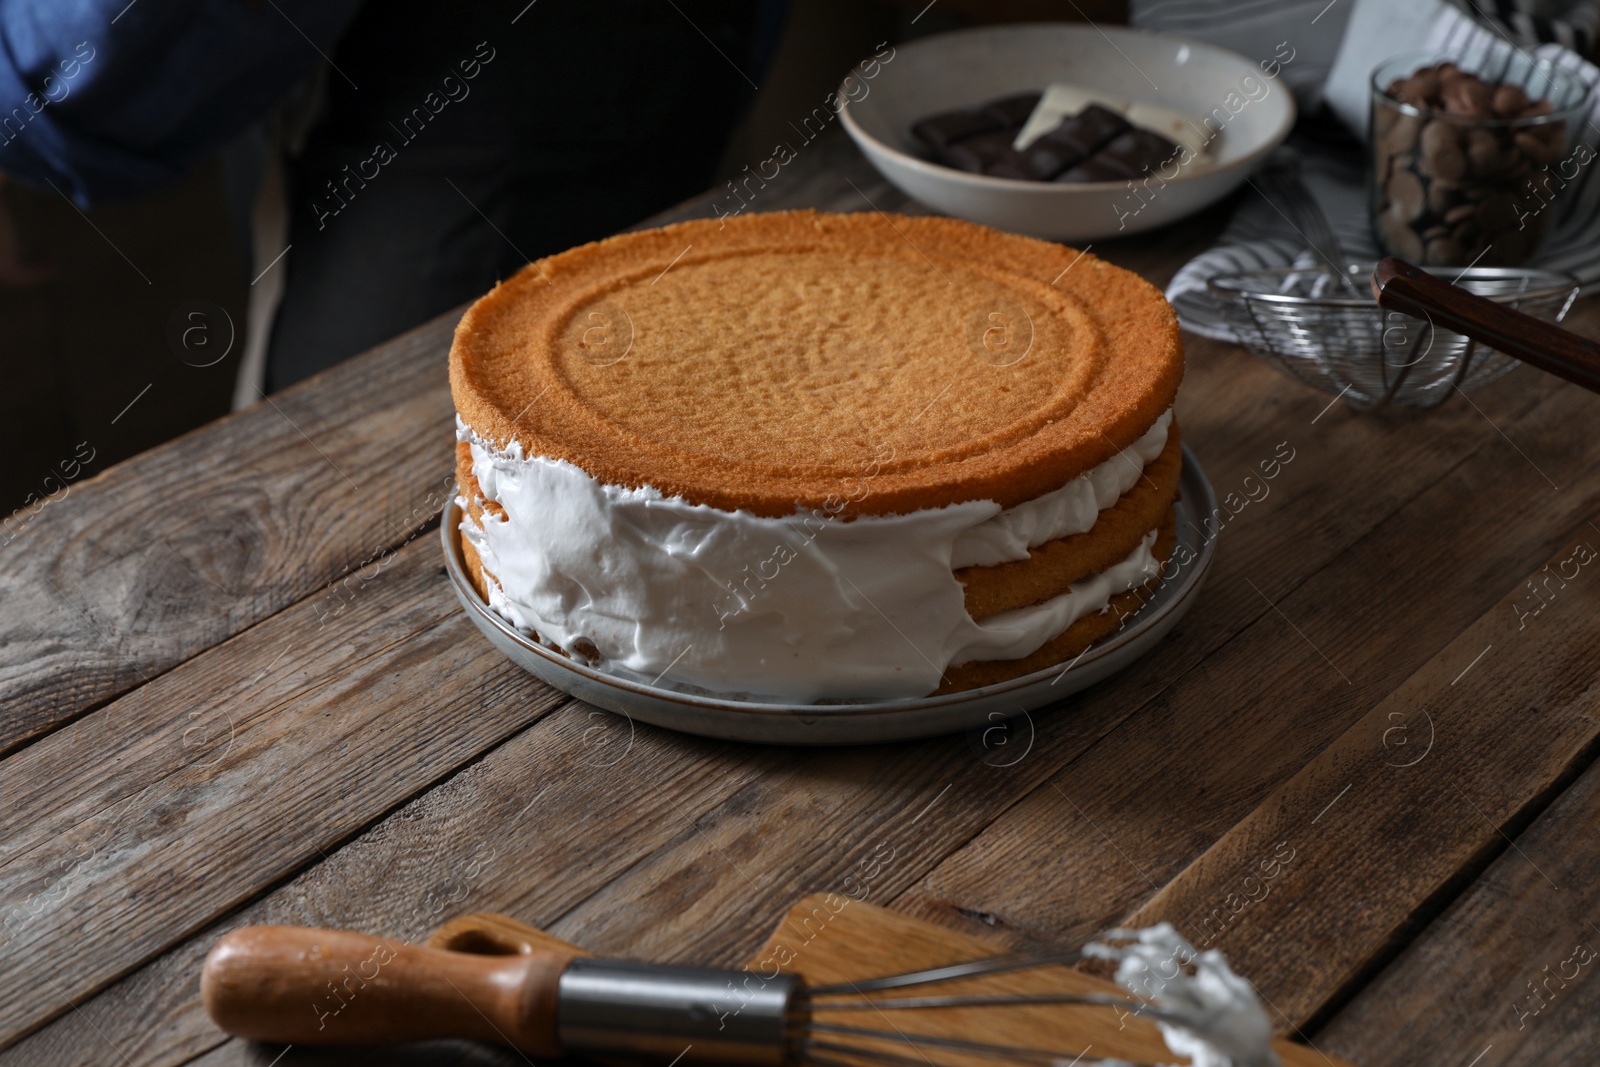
[6,130,1600,1067]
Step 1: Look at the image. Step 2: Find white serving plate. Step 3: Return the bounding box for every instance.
[442,446,1215,745]
[840,24,1295,241]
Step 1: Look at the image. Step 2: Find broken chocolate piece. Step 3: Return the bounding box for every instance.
[912,109,1001,151]
[1055,158,1125,183]
[981,92,1043,129]
[1043,104,1131,157]
[912,93,1192,189]
[986,149,1039,180]
[1092,128,1180,179]
[940,129,1021,173]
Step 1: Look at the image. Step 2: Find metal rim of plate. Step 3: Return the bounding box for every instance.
[441,445,1217,745]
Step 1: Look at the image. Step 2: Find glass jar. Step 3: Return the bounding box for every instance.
[1370,49,1590,267]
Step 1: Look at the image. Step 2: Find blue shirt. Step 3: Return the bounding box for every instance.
[0,0,361,205]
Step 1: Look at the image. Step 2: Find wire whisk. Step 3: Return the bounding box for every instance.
[202,919,1286,1067]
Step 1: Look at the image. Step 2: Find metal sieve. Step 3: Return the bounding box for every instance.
[1208,262,1579,408]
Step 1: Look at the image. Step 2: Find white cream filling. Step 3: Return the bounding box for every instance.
[950,409,1170,568]
[457,415,1168,703]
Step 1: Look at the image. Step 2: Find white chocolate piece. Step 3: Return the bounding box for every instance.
[1014,82,1213,160]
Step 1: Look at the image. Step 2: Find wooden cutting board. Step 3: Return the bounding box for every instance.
[428,895,1355,1067]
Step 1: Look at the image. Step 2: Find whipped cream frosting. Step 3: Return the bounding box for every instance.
[1086,924,1280,1067]
[951,409,1170,568]
[457,413,1169,703]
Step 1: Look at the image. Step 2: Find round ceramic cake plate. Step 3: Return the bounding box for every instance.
[442,446,1217,745]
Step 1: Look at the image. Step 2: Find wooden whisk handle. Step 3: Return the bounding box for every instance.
[200,926,574,1055]
[1371,256,1600,394]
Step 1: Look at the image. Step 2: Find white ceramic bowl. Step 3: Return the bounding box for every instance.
[840,23,1296,242]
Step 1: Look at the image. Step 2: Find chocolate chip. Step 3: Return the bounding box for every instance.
[1444,202,1477,224]
[1466,128,1506,177]
[1492,83,1529,116]
[1428,181,1461,214]
[1379,211,1425,260]
[1389,76,1425,105]
[1513,130,1558,166]
[1422,143,1467,182]
[1384,114,1422,154]
[1476,191,1519,232]
[1387,169,1426,223]
[1443,77,1493,116]
[1420,120,1460,154]
[1419,124,1467,181]
[1424,236,1464,264]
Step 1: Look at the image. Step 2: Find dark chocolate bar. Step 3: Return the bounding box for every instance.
[939,128,1019,173]
[1054,158,1126,183]
[985,149,1039,180]
[1091,128,1180,179]
[912,109,1001,150]
[1020,134,1084,181]
[912,93,1186,187]
[981,92,1043,129]
[1044,104,1131,157]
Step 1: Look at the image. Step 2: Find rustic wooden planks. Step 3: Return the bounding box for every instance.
[0,702,782,1065]
[884,366,1600,1043]
[1108,502,1600,1032]
[19,301,1593,1067]
[0,534,570,1049]
[1317,742,1600,1067]
[0,315,463,755]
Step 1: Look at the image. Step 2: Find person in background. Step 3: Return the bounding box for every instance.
[0,0,782,398]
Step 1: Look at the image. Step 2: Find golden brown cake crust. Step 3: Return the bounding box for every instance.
[958,423,1181,621]
[450,210,1183,519]
[937,510,1178,694]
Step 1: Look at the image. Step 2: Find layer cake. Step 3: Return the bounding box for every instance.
[450,210,1183,701]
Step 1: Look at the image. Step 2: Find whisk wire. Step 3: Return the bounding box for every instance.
[802,991,1183,1027]
[803,1025,1160,1067]
[802,950,1084,997]
[796,954,1174,1067]
[806,1035,1060,1067]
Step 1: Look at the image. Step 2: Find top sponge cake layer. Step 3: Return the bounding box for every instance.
[450,210,1181,518]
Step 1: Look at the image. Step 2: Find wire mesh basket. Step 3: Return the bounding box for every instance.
[1208,264,1580,408]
